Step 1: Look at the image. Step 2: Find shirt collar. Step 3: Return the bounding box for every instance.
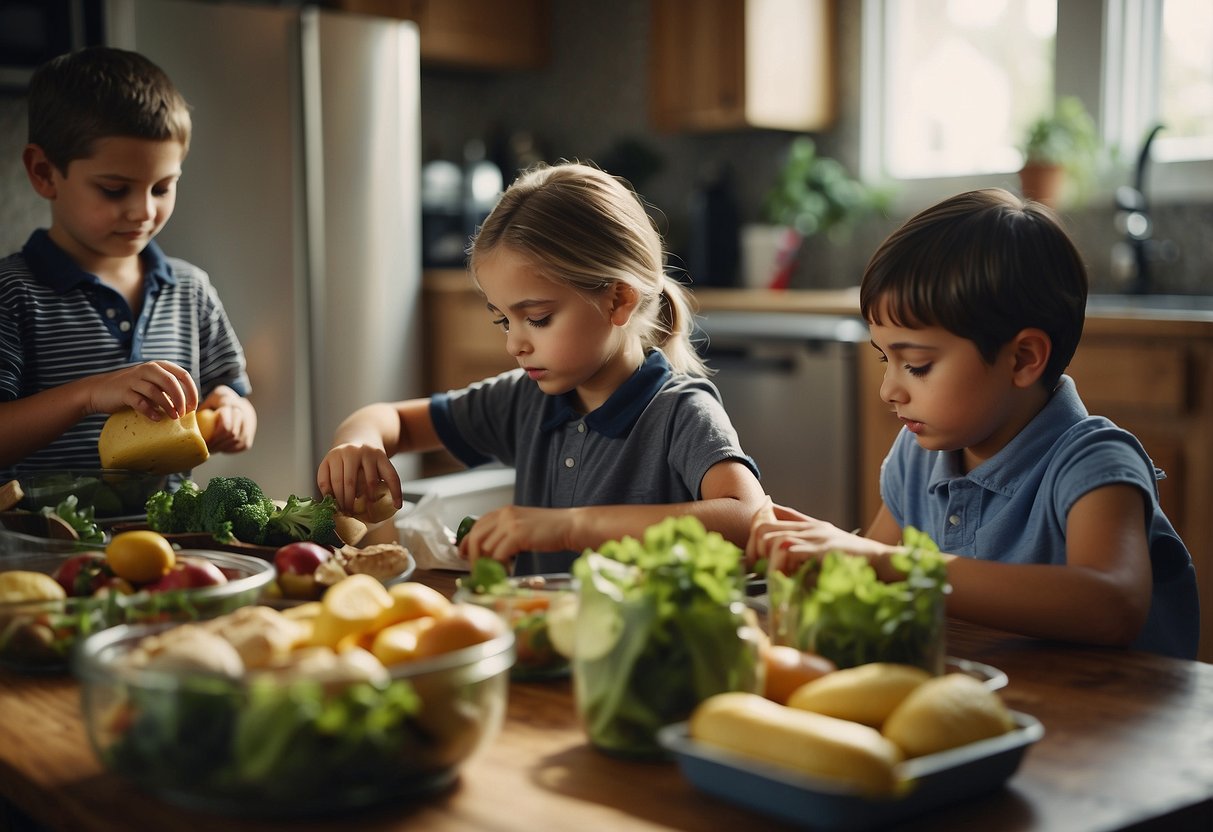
[540,350,674,438]
[928,375,1088,496]
[22,229,177,292]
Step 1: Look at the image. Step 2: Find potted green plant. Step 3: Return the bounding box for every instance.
[1018,96,1100,207]
[744,137,887,289]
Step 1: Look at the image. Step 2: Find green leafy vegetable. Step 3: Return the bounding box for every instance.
[39,495,104,545]
[572,516,761,757]
[458,557,509,594]
[768,526,951,672]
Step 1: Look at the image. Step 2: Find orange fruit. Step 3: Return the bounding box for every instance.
[763,644,837,705]
[105,530,176,584]
[371,581,452,630]
[371,616,439,665]
[413,603,503,659]
[311,573,393,647]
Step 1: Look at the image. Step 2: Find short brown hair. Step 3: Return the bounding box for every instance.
[27,46,191,172]
[859,189,1088,389]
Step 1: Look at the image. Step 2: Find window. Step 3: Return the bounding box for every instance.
[862,0,1213,207]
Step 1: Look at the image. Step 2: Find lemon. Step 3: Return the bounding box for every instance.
[312,573,393,647]
[0,571,67,603]
[106,530,176,584]
[882,673,1016,757]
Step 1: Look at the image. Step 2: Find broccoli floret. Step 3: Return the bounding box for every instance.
[198,476,271,543]
[145,489,175,532]
[230,500,274,544]
[263,493,341,548]
[169,481,203,533]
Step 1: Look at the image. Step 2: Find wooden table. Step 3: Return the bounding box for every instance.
[1,570,1211,832]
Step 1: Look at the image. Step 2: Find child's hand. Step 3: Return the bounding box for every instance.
[197,387,256,453]
[317,443,402,516]
[748,504,886,576]
[456,505,568,564]
[92,360,198,421]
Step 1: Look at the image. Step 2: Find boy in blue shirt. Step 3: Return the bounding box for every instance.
[0,47,255,478]
[748,189,1199,659]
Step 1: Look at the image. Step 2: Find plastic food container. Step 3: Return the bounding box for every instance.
[74,620,515,816]
[453,573,573,680]
[0,544,273,672]
[659,710,1044,831]
[14,469,168,520]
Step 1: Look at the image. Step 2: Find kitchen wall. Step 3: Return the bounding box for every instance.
[1,0,1210,293]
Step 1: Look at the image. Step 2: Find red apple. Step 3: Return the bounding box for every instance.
[146,557,228,592]
[273,542,332,600]
[52,552,110,597]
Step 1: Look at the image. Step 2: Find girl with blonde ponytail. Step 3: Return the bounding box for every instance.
[319,161,765,574]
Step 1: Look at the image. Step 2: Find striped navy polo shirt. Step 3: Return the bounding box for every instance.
[0,230,250,477]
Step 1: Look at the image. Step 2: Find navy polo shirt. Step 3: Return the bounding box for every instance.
[431,349,759,574]
[0,230,250,477]
[881,375,1199,659]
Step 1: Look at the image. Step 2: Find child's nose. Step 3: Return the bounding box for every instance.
[506,328,530,356]
[125,192,155,222]
[879,370,907,403]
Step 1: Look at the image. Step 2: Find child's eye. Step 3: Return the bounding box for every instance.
[491,316,509,332]
[905,363,932,377]
[99,186,126,199]
[152,186,172,197]
[526,316,551,328]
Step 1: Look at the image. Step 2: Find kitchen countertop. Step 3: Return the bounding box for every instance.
[691,288,1213,335]
[1,569,1211,832]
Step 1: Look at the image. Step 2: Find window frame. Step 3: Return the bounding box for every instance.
[860,0,1213,211]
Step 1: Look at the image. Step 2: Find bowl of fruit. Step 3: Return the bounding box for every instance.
[0,528,274,672]
[453,560,575,681]
[74,577,514,815]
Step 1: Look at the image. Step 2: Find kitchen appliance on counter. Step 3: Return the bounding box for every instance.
[105,0,422,499]
[697,310,869,531]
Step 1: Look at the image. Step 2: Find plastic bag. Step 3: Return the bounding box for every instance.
[394,492,469,571]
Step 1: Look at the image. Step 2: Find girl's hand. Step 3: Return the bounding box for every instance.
[457,505,572,564]
[90,361,198,421]
[197,387,256,453]
[317,442,401,515]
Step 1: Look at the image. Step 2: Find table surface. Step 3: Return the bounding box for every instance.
[1,570,1211,832]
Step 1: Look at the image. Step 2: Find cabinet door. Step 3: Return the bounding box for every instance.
[331,0,549,70]
[650,0,836,132]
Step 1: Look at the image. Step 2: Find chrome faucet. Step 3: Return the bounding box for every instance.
[1112,124,1178,294]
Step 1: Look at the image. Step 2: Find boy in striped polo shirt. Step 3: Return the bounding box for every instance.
[0,47,256,480]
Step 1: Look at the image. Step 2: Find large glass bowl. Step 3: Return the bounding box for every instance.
[74,618,515,816]
[13,468,168,520]
[0,544,274,672]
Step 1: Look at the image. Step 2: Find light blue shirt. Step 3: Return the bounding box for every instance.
[881,375,1199,659]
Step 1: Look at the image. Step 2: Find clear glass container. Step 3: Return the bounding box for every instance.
[453,573,573,680]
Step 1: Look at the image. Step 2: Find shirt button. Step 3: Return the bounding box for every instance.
[564,457,575,468]
[577,423,586,433]
[948,514,961,526]
[105,308,117,319]
[119,321,132,332]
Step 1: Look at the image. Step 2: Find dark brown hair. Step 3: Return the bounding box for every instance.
[27,46,191,172]
[859,189,1088,388]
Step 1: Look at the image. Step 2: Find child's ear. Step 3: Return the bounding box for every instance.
[608,282,640,326]
[1010,328,1051,387]
[23,145,58,199]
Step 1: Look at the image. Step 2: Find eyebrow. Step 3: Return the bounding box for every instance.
[870,339,936,351]
[486,298,553,314]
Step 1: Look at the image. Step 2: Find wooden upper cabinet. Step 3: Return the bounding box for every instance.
[330,0,550,70]
[650,0,837,132]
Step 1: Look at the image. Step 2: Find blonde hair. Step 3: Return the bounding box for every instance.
[469,161,707,376]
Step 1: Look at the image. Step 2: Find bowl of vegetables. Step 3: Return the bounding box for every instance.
[74,583,514,816]
[0,529,274,672]
[14,469,168,520]
[454,560,574,680]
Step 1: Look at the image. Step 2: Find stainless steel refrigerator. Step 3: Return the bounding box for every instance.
[105,0,423,500]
